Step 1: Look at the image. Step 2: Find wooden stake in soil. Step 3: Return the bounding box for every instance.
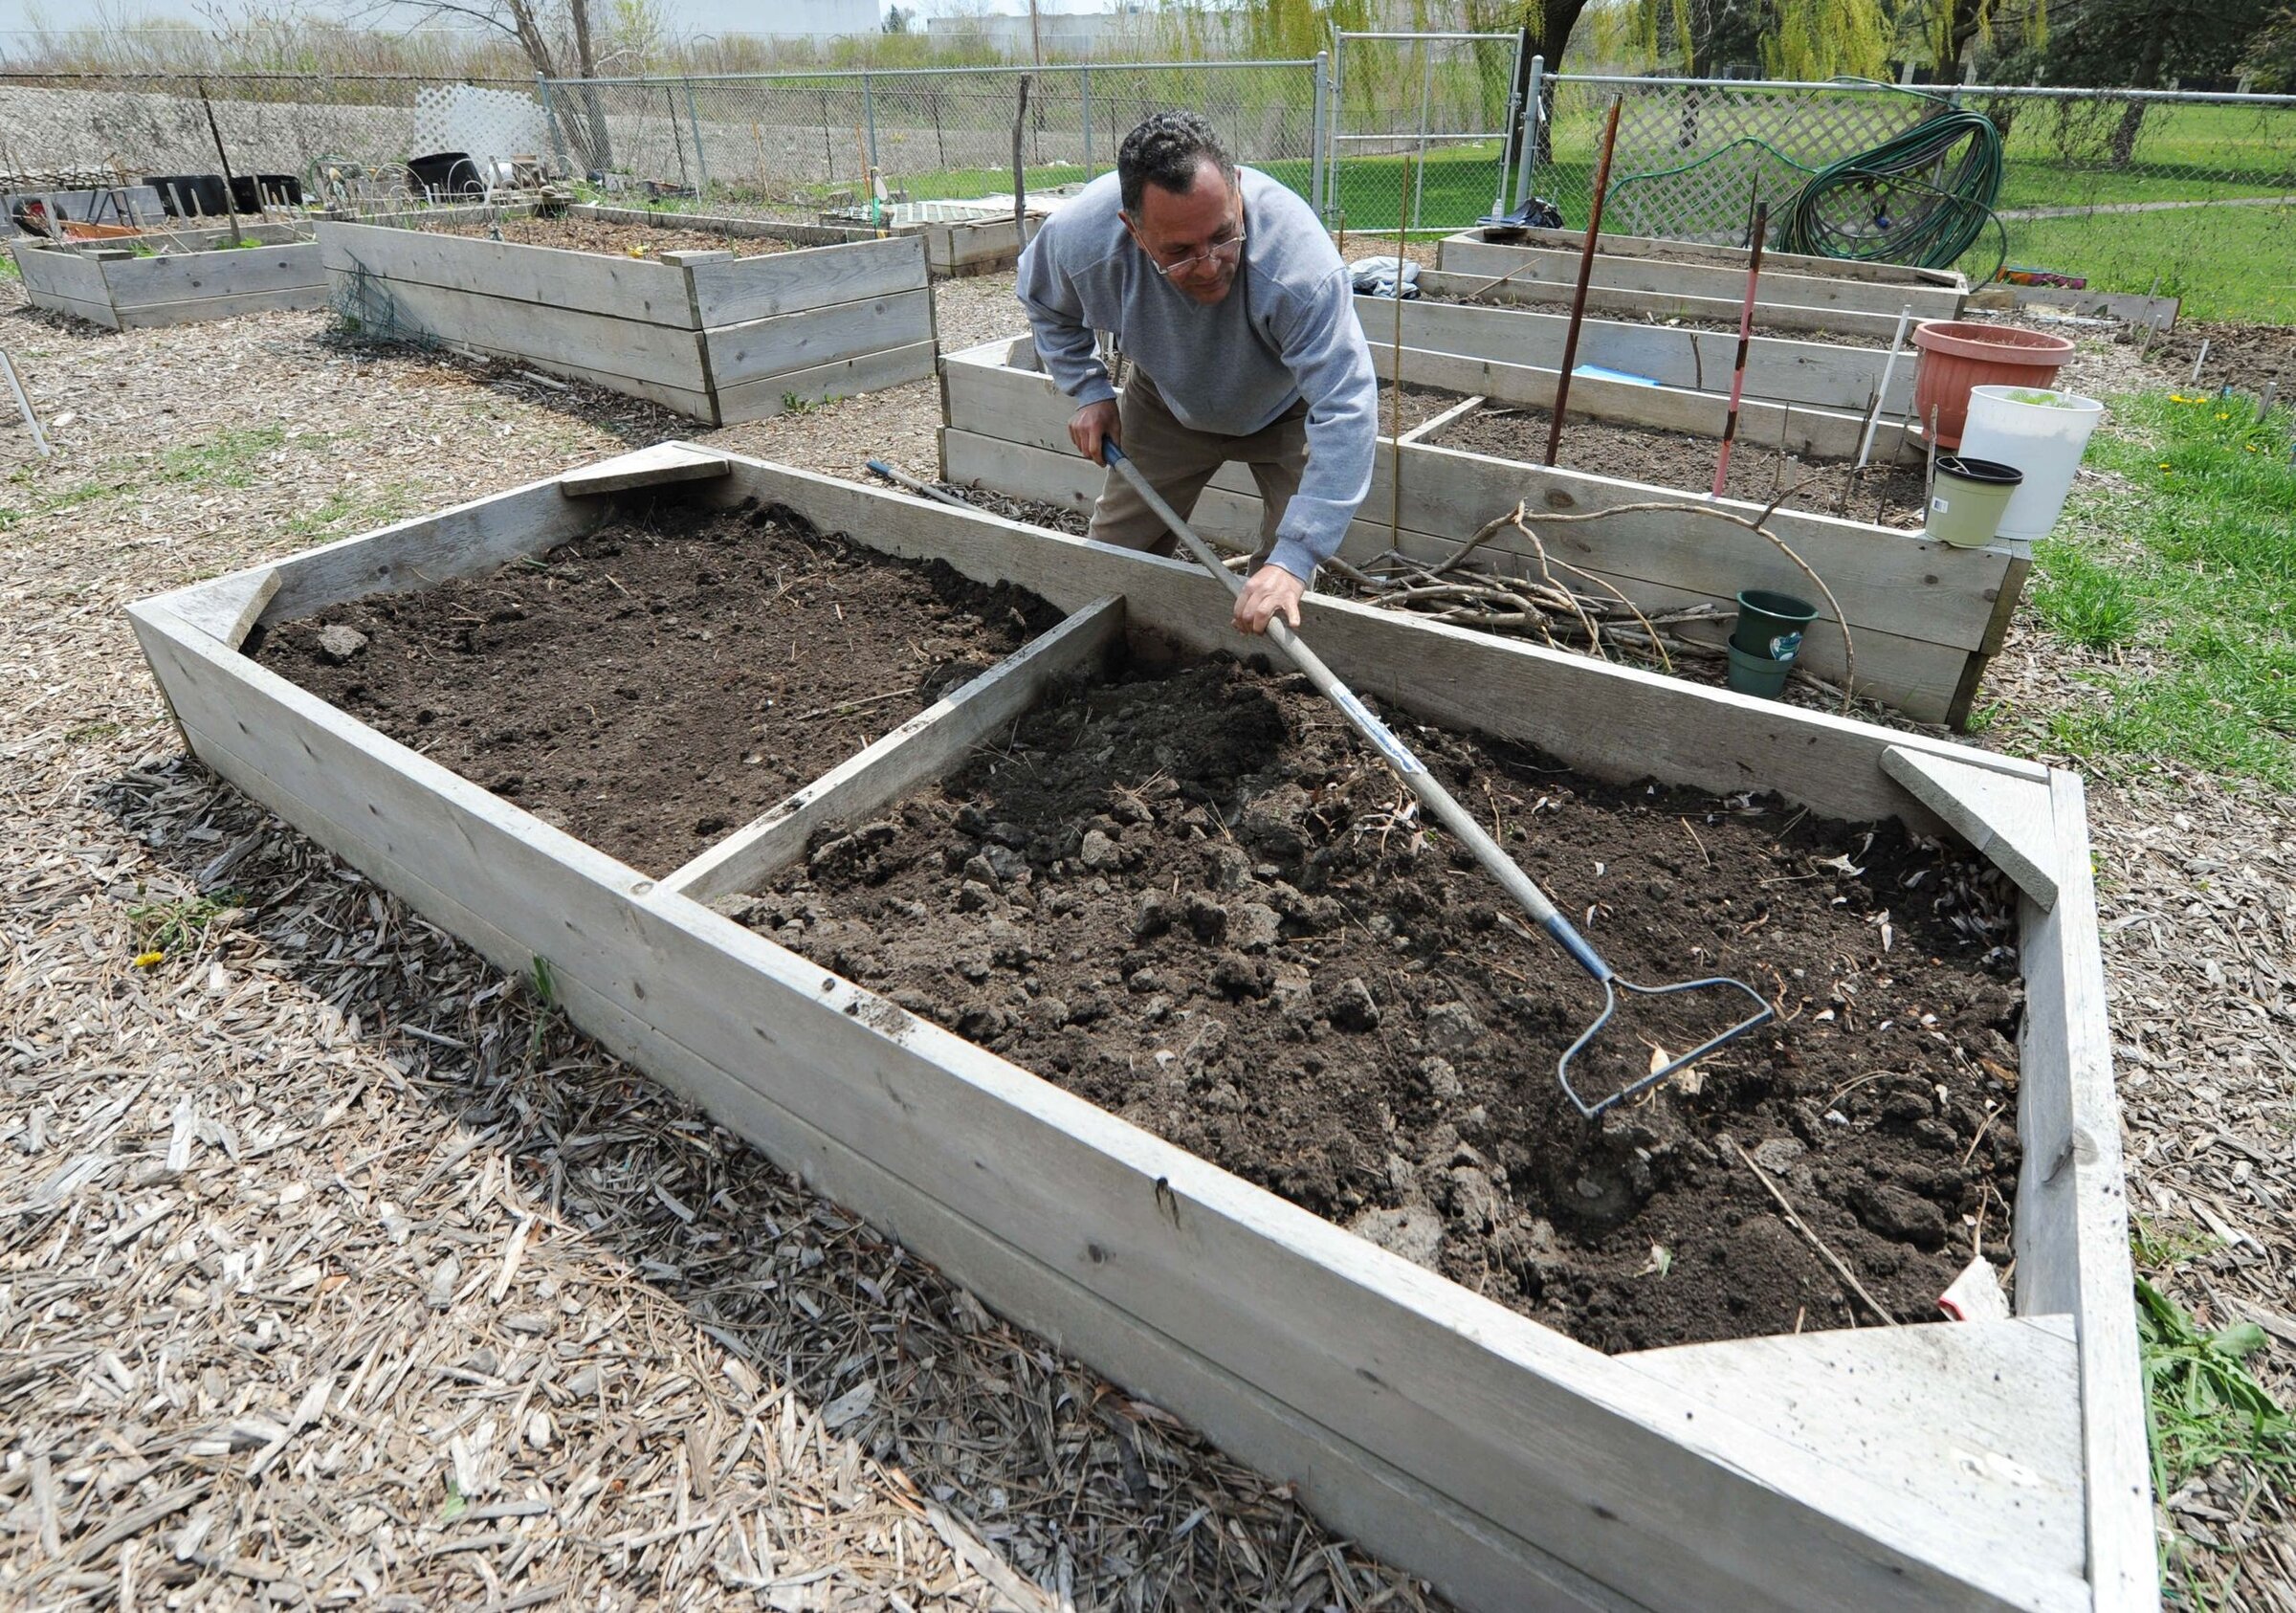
[0,347,52,455]
[1854,303,1913,472]
[1543,96,1622,470]
[1709,199,1767,498]
[1388,157,1410,552]
[196,79,245,247]
[1924,403,1942,514]
[1012,75,1032,234]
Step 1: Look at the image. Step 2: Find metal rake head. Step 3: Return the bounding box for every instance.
[1557,973,1777,1118]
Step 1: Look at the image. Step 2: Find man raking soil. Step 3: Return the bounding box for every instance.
[1017,111,1378,637]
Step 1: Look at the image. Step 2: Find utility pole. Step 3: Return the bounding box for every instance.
[1028,0,1043,64]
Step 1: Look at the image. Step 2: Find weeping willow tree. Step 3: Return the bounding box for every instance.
[1764,0,1891,76]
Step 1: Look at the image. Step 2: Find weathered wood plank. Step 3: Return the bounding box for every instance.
[103,244,322,307]
[702,288,934,387]
[1623,1316,2086,1586]
[1414,264,1909,342]
[151,565,280,650]
[318,220,694,326]
[1358,295,1914,414]
[328,270,712,401]
[713,339,938,426]
[1433,237,1962,321]
[688,233,927,326]
[11,242,113,304]
[1881,745,2060,907]
[259,472,617,622]
[1443,227,1968,294]
[665,595,1128,903]
[109,283,332,329]
[558,443,733,497]
[128,587,2075,1613]
[2016,768,2156,1612]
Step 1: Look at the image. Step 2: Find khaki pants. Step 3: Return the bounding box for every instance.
[1087,367,1309,562]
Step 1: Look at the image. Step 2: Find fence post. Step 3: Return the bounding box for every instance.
[1081,64,1093,178]
[683,77,710,198]
[537,74,571,176]
[863,69,880,177]
[1514,54,1543,208]
[1312,52,1329,219]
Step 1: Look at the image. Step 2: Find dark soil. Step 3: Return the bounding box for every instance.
[1432,401,1930,527]
[2119,319,2296,390]
[937,484,1092,536]
[1415,286,1882,348]
[254,498,1060,877]
[736,653,2025,1352]
[441,215,796,258]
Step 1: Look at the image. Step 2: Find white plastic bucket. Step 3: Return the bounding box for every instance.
[1956,385,2106,541]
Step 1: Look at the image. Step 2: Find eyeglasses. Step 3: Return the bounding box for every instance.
[1147,227,1246,278]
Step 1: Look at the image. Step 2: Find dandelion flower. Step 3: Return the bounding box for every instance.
[133,950,164,967]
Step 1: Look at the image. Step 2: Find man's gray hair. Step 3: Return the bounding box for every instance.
[1116,111,1238,213]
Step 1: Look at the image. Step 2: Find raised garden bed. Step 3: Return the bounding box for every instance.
[1354,287,1919,417]
[130,444,2147,1613]
[253,495,1058,876]
[10,232,324,329]
[320,216,935,424]
[1438,226,1970,321]
[1406,265,1907,344]
[938,340,2022,727]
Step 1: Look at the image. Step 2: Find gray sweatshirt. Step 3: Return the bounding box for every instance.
[1015,167,1377,584]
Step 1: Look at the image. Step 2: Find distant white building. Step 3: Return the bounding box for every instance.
[754,0,879,40]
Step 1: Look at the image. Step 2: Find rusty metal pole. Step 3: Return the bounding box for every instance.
[1543,96,1621,469]
[1711,199,1768,498]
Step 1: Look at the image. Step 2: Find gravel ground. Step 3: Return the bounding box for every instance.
[3,266,2291,1611]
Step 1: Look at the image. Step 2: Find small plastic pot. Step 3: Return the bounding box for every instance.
[1726,643,1794,699]
[1925,455,2024,548]
[1731,589,1818,662]
[1910,321,2075,448]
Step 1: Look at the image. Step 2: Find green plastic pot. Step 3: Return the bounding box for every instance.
[1732,589,1818,662]
[1726,642,1793,699]
[1925,454,2023,548]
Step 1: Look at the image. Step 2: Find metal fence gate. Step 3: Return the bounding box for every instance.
[1326,30,1523,236]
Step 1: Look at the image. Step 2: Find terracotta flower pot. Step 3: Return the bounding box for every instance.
[1910,321,2075,448]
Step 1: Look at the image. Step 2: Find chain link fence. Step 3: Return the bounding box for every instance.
[0,70,547,226]
[1327,31,1521,238]
[5,62,2292,319]
[533,61,1325,230]
[1526,73,2296,321]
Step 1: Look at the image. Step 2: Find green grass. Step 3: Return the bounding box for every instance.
[2001,205,2296,324]
[2136,1275,2296,1498]
[0,253,18,281]
[2031,390,2296,785]
[1,425,291,533]
[287,484,412,538]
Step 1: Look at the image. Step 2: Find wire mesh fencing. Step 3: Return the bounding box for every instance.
[0,70,546,229]
[1326,31,1522,238]
[535,60,1327,231]
[1528,74,2296,321]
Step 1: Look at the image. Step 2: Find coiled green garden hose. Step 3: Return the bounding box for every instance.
[1775,86,2007,277]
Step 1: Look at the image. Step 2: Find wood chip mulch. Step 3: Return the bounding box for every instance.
[1,271,2289,1612]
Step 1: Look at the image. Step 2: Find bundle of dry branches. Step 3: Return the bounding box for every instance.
[1332,493,1860,714]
